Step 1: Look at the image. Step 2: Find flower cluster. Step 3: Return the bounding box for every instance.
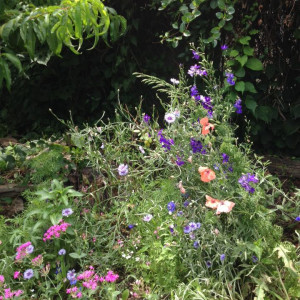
[183,222,201,235]
[43,221,71,242]
[234,98,242,114]
[1,288,23,299]
[225,72,235,85]
[238,173,259,193]
[15,241,34,261]
[190,138,206,154]
[157,130,174,151]
[175,156,185,166]
[188,64,207,77]
[31,254,43,266]
[190,85,213,117]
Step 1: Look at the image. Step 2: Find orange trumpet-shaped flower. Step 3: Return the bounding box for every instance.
[205,195,235,215]
[198,167,216,182]
[200,117,215,135]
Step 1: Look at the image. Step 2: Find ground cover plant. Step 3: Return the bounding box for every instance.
[0,46,299,299]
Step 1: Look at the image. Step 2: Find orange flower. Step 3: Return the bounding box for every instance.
[198,167,216,182]
[205,195,220,209]
[200,117,214,135]
[205,195,235,215]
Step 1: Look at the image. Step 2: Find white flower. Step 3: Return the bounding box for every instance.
[143,214,153,222]
[170,78,179,85]
[138,146,145,154]
[164,113,176,124]
[118,164,128,176]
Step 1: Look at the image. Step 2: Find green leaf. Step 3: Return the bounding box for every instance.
[1,59,11,90]
[245,58,264,71]
[122,289,130,300]
[236,55,248,66]
[239,36,251,45]
[217,0,226,9]
[243,46,254,56]
[229,50,239,57]
[235,81,245,93]
[69,252,87,259]
[224,22,233,31]
[216,12,223,19]
[245,97,257,115]
[256,106,273,123]
[2,53,22,73]
[244,81,257,93]
[235,68,245,77]
[50,214,62,225]
[227,6,235,14]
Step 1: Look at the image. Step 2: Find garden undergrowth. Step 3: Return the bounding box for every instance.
[0,46,299,299]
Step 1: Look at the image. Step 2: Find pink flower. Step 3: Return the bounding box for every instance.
[105,270,119,283]
[0,275,4,283]
[13,271,21,279]
[43,221,71,242]
[76,292,82,298]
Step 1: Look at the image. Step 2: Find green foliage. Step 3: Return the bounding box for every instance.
[0,0,126,89]
[151,0,299,155]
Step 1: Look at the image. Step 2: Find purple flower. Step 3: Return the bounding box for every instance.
[158,130,174,151]
[206,261,212,268]
[189,222,197,231]
[143,214,153,222]
[176,156,185,166]
[169,227,174,234]
[70,279,77,285]
[164,113,176,124]
[118,164,128,176]
[183,200,189,207]
[62,208,73,217]
[225,72,235,86]
[167,201,176,213]
[234,98,242,114]
[190,85,199,98]
[67,269,76,281]
[170,78,180,85]
[143,114,151,123]
[238,173,259,193]
[193,241,199,248]
[196,222,201,229]
[220,254,226,262]
[222,153,229,164]
[184,225,191,234]
[24,269,34,280]
[58,249,66,255]
[228,165,234,172]
[214,164,220,170]
[192,50,200,60]
[295,216,300,222]
[26,245,34,254]
[188,64,200,77]
[128,224,135,229]
[177,211,183,216]
[190,138,206,154]
[221,44,228,50]
[252,255,258,263]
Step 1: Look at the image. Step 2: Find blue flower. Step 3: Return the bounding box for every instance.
[193,241,199,248]
[177,211,183,216]
[220,254,226,262]
[184,225,191,234]
[176,156,185,166]
[225,72,235,85]
[128,224,135,229]
[295,216,300,222]
[58,249,66,255]
[183,200,189,207]
[234,98,242,114]
[252,255,259,263]
[222,153,229,164]
[238,173,259,193]
[206,261,212,268]
[221,44,228,50]
[192,50,200,60]
[167,201,176,213]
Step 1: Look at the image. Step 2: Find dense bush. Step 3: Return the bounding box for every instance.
[0,47,299,299]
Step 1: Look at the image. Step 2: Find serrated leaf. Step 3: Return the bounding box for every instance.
[272,244,296,273]
[245,58,264,71]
